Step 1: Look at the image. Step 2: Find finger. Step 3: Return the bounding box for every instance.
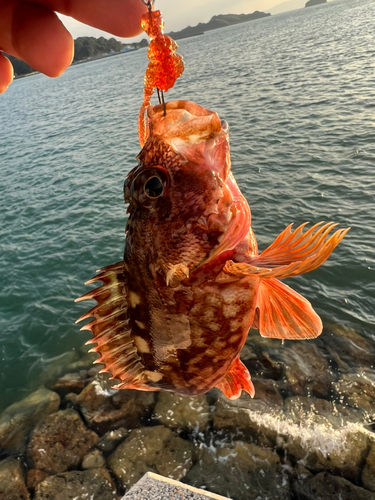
[12,2,73,77]
[0,52,14,93]
[32,0,148,37]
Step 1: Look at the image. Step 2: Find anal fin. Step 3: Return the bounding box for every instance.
[215,357,255,400]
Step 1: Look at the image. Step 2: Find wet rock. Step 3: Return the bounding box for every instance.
[41,351,79,386]
[107,425,194,490]
[0,387,60,451]
[27,408,98,473]
[282,342,331,398]
[26,469,50,491]
[292,471,375,500]
[334,372,375,418]
[34,468,117,500]
[185,441,290,500]
[72,380,155,434]
[241,336,283,379]
[323,324,375,370]
[362,439,375,492]
[213,393,284,447]
[65,351,99,373]
[97,427,130,453]
[0,458,30,500]
[52,372,86,397]
[82,449,106,469]
[252,377,284,406]
[284,425,369,482]
[284,396,360,428]
[153,392,210,433]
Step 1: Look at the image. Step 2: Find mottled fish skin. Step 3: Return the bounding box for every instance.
[77,100,348,399]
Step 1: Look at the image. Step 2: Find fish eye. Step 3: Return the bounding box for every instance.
[144,176,164,198]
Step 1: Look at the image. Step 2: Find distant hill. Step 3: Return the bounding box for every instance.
[305,0,327,6]
[167,11,271,40]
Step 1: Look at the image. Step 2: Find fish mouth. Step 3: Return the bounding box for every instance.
[197,172,251,269]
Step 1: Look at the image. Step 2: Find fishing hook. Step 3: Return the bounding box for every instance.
[141,0,155,12]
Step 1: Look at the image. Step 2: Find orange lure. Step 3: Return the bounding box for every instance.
[138,1,185,146]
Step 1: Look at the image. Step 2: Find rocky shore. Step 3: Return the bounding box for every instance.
[1,323,374,500]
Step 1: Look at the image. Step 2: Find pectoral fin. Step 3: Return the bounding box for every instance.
[255,278,322,339]
[215,357,255,400]
[224,222,349,280]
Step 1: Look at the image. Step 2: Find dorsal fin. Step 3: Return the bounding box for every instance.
[76,262,151,389]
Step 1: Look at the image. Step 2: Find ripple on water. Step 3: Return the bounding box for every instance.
[0,0,374,411]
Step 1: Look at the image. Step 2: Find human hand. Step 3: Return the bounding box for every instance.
[0,0,148,93]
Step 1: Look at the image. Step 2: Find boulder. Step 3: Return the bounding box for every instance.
[185,441,290,500]
[213,393,284,447]
[362,439,375,492]
[0,458,30,500]
[153,392,210,433]
[322,324,375,371]
[26,469,50,492]
[283,425,369,482]
[41,351,79,386]
[52,372,86,397]
[70,380,155,434]
[107,425,194,489]
[97,427,130,453]
[292,471,375,499]
[0,387,60,451]
[281,342,331,398]
[82,449,106,469]
[27,408,98,473]
[34,468,117,500]
[333,372,375,418]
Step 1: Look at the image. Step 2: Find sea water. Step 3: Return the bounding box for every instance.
[0,0,374,410]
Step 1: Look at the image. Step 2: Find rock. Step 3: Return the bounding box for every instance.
[241,335,283,380]
[0,387,60,451]
[293,471,375,499]
[65,351,99,373]
[82,449,106,469]
[284,426,369,482]
[362,439,375,492]
[0,458,30,500]
[323,324,375,371]
[213,393,284,447]
[52,372,86,397]
[333,372,375,418]
[185,441,290,500]
[26,469,50,491]
[284,396,361,428]
[252,378,284,406]
[282,342,331,398]
[73,380,155,434]
[34,468,117,500]
[97,427,130,453]
[41,351,80,386]
[153,392,210,433]
[27,409,99,473]
[107,426,194,489]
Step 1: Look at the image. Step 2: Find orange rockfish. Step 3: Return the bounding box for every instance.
[77,100,348,400]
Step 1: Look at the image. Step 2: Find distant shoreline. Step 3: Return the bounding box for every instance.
[11,11,270,80]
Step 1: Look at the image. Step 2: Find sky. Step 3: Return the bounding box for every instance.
[59,0,331,42]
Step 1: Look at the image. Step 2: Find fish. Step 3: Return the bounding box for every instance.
[76,100,349,400]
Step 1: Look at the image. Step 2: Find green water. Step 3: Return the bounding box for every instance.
[0,0,374,410]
